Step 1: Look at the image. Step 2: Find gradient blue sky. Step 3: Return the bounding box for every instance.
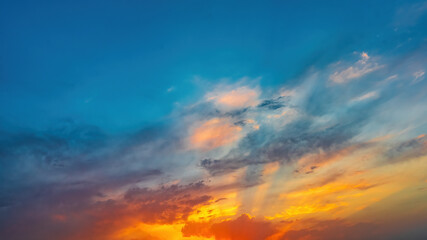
[2,0,424,132]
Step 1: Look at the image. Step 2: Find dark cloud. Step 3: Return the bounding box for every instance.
[0,120,193,240]
[0,117,191,189]
[223,107,250,118]
[201,118,362,176]
[124,181,212,224]
[385,135,427,163]
[257,97,287,110]
[0,181,212,240]
[0,122,112,183]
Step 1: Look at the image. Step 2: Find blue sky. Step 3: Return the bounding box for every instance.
[2,0,424,132]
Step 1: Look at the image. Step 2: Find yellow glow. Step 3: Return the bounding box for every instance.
[188,192,239,222]
[114,222,213,240]
[284,183,374,199]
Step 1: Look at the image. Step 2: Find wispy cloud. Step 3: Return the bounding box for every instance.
[329,52,384,84]
[412,70,425,83]
[350,91,379,103]
[394,1,427,27]
[166,86,175,93]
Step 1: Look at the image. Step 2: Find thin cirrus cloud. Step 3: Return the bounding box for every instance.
[350,91,379,103]
[329,52,384,84]
[413,70,425,83]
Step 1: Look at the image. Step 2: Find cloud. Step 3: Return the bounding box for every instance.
[350,91,379,103]
[189,117,242,150]
[329,52,384,84]
[166,86,175,93]
[361,52,370,61]
[200,118,363,176]
[0,180,212,240]
[394,1,427,27]
[2,48,427,240]
[182,216,388,240]
[279,219,381,240]
[123,181,213,224]
[0,120,213,239]
[386,74,398,81]
[207,86,260,111]
[257,97,287,110]
[385,134,427,163]
[413,70,425,83]
[182,214,277,240]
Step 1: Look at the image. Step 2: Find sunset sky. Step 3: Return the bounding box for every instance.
[1,1,427,239]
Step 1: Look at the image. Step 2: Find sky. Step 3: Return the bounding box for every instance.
[0,0,427,239]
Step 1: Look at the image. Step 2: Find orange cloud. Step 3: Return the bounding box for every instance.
[280,219,381,240]
[182,214,278,240]
[207,87,259,110]
[190,118,242,150]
